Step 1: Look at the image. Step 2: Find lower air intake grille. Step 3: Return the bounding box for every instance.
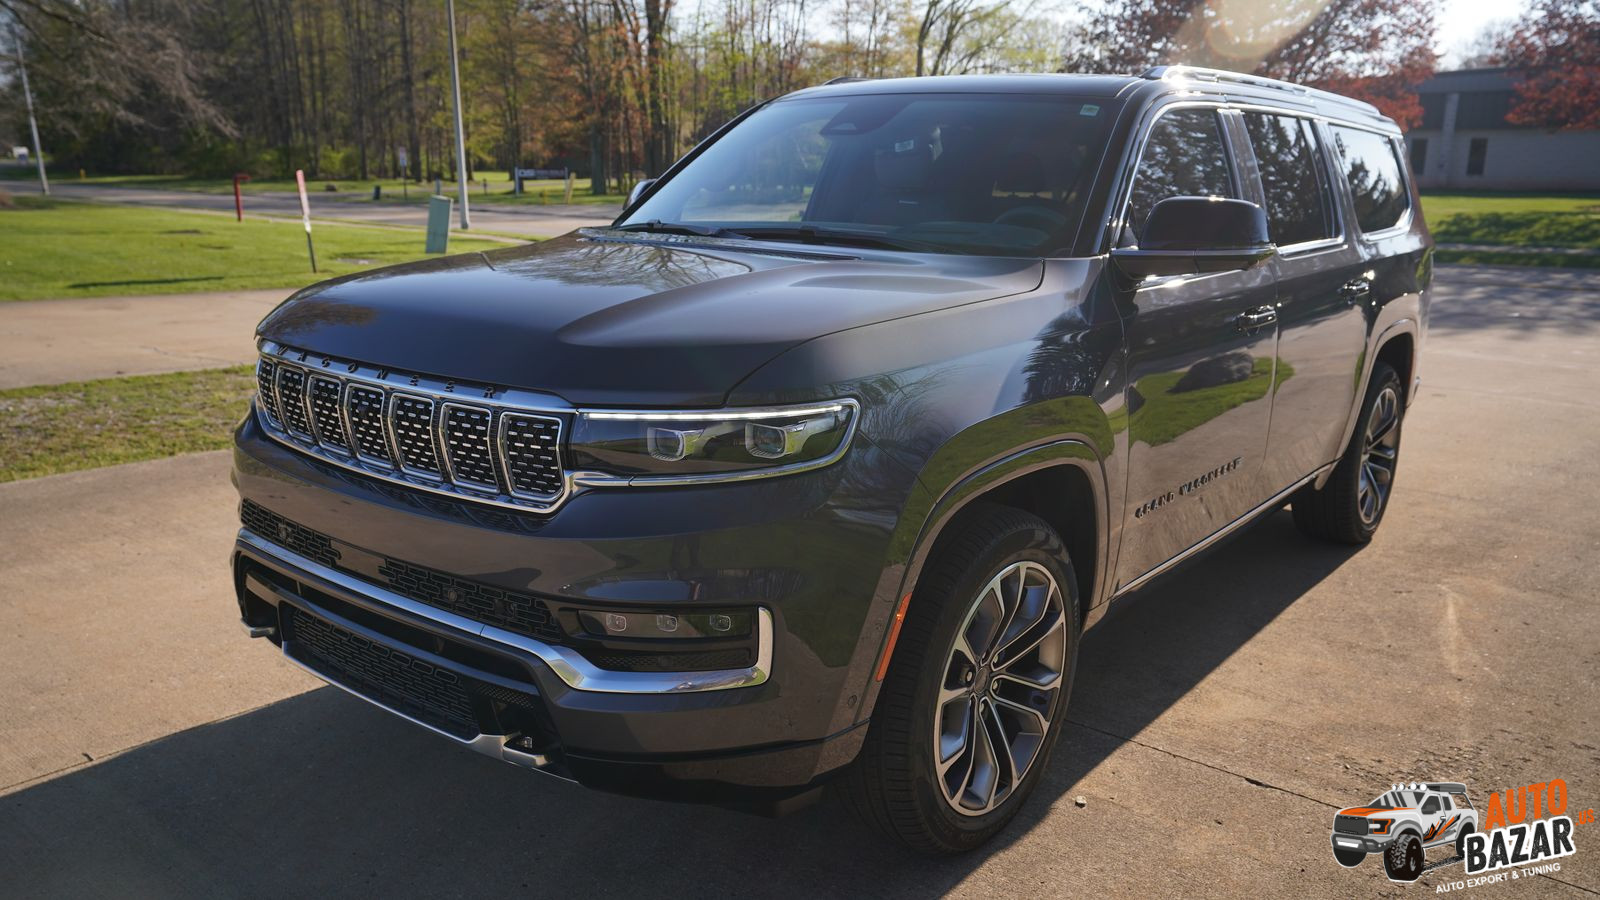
[376,557,565,643]
[241,500,340,568]
[286,606,479,739]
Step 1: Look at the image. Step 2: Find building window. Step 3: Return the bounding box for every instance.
[1409,138,1428,174]
[1467,137,1488,176]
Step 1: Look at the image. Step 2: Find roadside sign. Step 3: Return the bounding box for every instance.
[296,169,317,272]
[397,146,409,178]
[514,167,568,194]
[426,195,452,253]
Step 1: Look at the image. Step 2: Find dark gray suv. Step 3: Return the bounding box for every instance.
[232,66,1429,853]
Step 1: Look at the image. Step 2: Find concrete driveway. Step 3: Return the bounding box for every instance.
[1,265,1597,897]
[50,182,621,240]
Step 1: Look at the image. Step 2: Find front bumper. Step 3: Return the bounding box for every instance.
[229,412,916,810]
[1331,832,1394,854]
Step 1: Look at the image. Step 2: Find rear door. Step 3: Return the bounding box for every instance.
[1111,104,1280,591]
[1236,109,1370,493]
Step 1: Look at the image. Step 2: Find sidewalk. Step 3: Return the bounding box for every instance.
[0,289,288,389]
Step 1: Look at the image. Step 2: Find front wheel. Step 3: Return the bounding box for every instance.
[1385,833,1425,882]
[839,505,1080,854]
[1333,846,1366,868]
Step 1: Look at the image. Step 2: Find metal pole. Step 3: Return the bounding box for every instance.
[445,0,470,230]
[10,23,48,195]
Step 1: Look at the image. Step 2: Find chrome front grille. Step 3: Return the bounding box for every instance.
[253,343,568,512]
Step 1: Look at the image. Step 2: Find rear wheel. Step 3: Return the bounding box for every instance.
[1293,361,1403,543]
[839,505,1080,854]
[1455,823,1475,860]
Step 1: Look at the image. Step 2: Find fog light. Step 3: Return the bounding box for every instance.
[577,608,754,639]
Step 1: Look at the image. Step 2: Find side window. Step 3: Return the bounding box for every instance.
[1441,796,1452,810]
[1243,112,1337,246]
[1125,108,1234,242]
[1422,796,1440,815]
[1330,125,1410,233]
[1467,137,1489,176]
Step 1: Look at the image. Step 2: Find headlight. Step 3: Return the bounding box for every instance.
[1370,819,1391,835]
[570,399,858,483]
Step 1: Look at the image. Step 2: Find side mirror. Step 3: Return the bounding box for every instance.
[1111,197,1276,279]
[627,178,657,208]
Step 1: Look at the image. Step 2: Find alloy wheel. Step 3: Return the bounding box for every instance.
[934,560,1067,816]
[1357,385,1400,525]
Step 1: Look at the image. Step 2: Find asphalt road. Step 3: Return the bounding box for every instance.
[1,265,1597,897]
[48,182,622,239]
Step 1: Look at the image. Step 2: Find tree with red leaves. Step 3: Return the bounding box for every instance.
[1065,0,1437,128]
[1495,0,1600,130]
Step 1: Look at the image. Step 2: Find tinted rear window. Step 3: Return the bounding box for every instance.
[1331,126,1410,233]
[1244,112,1337,246]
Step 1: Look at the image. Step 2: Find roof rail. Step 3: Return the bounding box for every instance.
[824,75,871,85]
[1142,65,1382,116]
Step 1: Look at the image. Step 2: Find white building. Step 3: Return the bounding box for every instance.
[1406,68,1600,191]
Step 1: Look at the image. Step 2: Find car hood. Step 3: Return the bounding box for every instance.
[257,231,1044,406]
[1339,807,1409,817]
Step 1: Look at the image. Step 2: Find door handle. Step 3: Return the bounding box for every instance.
[1340,277,1373,302]
[1235,306,1278,333]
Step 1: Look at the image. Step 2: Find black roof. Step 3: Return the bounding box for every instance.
[782,67,1396,130]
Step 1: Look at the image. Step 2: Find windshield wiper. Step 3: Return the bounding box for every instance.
[732,225,946,253]
[613,220,747,239]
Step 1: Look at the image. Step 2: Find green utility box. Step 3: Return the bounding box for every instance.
[426,195,452,253]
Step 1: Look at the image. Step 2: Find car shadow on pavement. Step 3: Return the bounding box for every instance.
[0,511,1360,898]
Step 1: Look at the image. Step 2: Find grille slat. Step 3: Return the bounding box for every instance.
[308,376,351,453]
[255,359,283,429]
[276,366,313,437]
[1335,815,1370,835]
[442,404,499,490]
[255,349,565,511]
[390,394,443,476]
[345,385,393,465]
[502,414,563,498]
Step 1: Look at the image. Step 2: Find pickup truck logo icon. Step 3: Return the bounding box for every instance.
[1331,781,1479,882]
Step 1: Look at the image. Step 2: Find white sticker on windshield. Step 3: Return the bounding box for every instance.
[894,139,916,152]
[1080,104,1100,117]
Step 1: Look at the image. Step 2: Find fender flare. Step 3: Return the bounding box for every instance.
[1318,316,1417,490]
[850,438,1111,724]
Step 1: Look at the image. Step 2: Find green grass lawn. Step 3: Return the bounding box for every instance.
[0,366,254,482]
[1421,192,1600,268]
[2,165,627,206]
[0,197,513,301]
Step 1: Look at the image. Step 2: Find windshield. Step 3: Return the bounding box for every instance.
[620,92,1122,256]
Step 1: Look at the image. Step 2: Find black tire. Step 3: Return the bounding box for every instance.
[1455,823,1475,860]
[839,504,1081,854]
[1292,361,1404,544]
[1384,833,1425,882]
[1333,846,1366,868]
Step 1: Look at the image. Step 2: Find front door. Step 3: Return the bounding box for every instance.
[1111,105,1280,591]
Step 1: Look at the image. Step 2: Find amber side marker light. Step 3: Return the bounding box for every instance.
[875,593,914,681]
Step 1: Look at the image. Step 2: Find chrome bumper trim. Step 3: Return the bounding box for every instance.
[237,528,773,694]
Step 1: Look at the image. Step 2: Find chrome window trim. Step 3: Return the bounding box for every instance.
[239,528,773,693]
